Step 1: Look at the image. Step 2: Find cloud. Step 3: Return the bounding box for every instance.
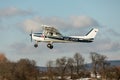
[9,42,50,55]
[88,39,120,53]
[107,28,120,37]
[10,42,37,54]
[20,18,42,32]
[0,20,4,30]
[19,17,66,32]
[19,16,99,32]
[0,7,33,17]
[70,16,99,27]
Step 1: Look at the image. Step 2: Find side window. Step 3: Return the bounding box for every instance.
[50,32,53,36]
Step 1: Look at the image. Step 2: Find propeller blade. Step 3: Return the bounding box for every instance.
[30,30,33,42]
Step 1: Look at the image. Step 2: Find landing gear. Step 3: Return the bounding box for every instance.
[47,44,53,49]
[34,44,38,48]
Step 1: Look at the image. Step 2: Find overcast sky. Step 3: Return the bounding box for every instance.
[0,0,120,66]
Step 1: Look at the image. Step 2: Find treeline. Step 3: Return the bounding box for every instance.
[0,53,39,80]
[0,52,120,80]
[45,52,120,80]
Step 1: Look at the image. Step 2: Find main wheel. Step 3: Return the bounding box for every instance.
[34,44,38,48]
[47,44,53,49]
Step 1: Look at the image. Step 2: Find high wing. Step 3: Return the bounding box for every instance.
[43,26,62,38]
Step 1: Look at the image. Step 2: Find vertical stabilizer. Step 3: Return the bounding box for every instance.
[85,28,98,39]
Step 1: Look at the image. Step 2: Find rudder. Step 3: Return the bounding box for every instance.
[85,28,98,38]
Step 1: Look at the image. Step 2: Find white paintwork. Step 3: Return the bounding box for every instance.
[30,26,98,48]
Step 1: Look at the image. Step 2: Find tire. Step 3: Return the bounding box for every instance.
[47,44,53,49]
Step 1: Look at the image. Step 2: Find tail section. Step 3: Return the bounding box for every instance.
[85,28,98,39]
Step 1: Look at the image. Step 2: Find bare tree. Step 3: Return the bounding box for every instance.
[105,66,120,80]
[15,59,39,80]
[90,52,99,78]
[0,53,11,80]
[56,57,67,80]
[90,52,108,79]
[46,60,55,80]
[97,54,108,79]
[74,53,85,77]
[0,54,39,80]
[67,58,75,79]
[0,53,7,63]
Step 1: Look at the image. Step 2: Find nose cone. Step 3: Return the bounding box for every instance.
[30,34,32,36]
[29,34,32,42]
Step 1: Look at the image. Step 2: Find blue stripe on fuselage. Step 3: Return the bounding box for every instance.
[47,36,93,42]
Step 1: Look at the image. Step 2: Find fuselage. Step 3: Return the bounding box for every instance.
[32,33,93,43]
[30,27,98,49]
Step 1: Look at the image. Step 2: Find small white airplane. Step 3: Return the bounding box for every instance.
[30,25,98,49]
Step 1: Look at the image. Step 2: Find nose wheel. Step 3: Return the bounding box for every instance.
[34,44,38,48]
[47,44,53,49]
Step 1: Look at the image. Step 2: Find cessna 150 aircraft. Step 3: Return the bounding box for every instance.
[30,25,98,49]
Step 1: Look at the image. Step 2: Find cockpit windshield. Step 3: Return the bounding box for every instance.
[33,33,43,37]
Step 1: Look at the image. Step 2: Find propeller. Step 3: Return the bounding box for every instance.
[30,30,33,42]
